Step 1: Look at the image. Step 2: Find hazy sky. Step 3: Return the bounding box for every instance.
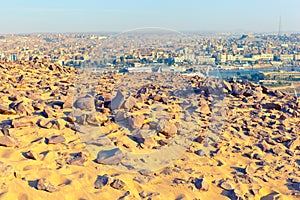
[1,0,299,33]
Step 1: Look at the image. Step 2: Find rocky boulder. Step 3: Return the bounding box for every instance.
[157,119,178,137]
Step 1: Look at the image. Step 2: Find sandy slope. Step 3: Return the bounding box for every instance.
[0,60,299,200]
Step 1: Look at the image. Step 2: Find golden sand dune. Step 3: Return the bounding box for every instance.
[0,60,300,199]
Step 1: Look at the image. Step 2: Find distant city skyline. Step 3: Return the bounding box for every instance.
[1,0,300,34]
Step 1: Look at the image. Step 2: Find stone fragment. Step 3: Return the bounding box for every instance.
[273,90,284,97]
[194,135,205,143]
[258,140,269,152]
[195,177,209,191]
[123,96,136,110]
[266,103,282,110]
[231,84,245,97]
[245,164,256,175]
[153,95,162,101]
[286,138,300,150]
[260,191,281,200]
[66,152,86,166]
[114,110,127,122]
[62,95,73,109]
[53,119,66,130]
[253,153,262,160]
[24,150,39,160]
[66,114,76,123]
[43,107,54,118]
[75,114,87,125]
[279,114,288,121]
[96,148,123,165]
[127,115,145,129]
[110,91,125,110]
[119,191,130,200]
[175,194,186,200]
[25,91,39,100]
[47,135,66,144]
[0,105,16,115]
[138,169,153,176]
[1,125,11,136]
[157,119,177,137]
[173,178,186,184]
[32,100,44,111]
[222,80,232,92]
[86,112,108,125]
[160,167,172,175]
[38,119,53,129]
[74,96,94,111]
[243,89,255,97]
[286,149,294,156]
[198,99,210,114]
[220,180,234,190]
[194,149,206,157]
[0,136,17,147]
[137,87,149,95]
[53,104,62,109]
[271,146,283,156]
[14,102,32,115]
[110,179,125,190]
[265,138,276,145]
[8,95,18,101]
[136,93,147,103]
[36,178,57,192]
[139,191,160,199]
[94,174,109,189]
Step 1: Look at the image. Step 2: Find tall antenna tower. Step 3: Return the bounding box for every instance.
[278,16,282,36]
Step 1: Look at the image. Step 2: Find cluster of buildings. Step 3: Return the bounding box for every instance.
[0,33,105,67]
[0,33,300,69]
[213,34,300,68]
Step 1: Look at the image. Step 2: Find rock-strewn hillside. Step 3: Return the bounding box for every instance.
[0,60,299,199]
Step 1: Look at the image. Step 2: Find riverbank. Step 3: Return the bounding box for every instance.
[209,66,300,79]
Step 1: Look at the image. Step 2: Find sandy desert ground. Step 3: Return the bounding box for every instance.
[0,60,300,200]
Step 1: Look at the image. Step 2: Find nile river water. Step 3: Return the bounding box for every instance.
[208,66,300,79]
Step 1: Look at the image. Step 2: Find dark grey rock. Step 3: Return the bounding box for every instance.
[74,96,95,111]
[94,174,109,189]
[96,148,123,165]
[195,177,209,191]
[110,91,125,110]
